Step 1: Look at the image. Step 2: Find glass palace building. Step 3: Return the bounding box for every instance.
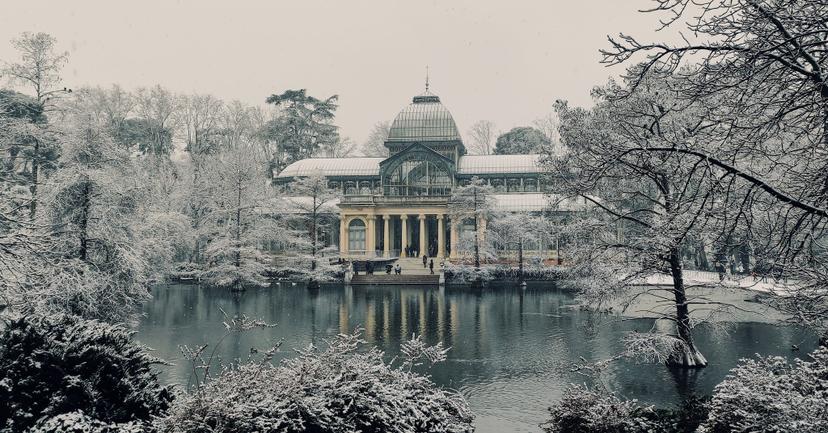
[275,89,560,260]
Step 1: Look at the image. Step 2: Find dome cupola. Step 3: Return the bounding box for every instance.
[386,90,462,143]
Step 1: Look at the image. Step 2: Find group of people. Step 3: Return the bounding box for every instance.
[352,253,442,277]
[403,245,418,258]
[403,245,438,259]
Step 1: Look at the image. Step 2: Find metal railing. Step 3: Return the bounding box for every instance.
[340,194,450,205]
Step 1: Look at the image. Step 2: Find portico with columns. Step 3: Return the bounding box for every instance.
[338,207,459,260]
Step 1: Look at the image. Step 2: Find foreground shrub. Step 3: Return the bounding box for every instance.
[701,347,828,433]
[158,331,474,433]
[541,385,708,433]
[0,314,173,432]
[27,411,144,433]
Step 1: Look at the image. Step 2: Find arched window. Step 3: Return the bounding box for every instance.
[490,178,506,193]
[348,219,366,252]
[359,181,371,195]
[524,178,538,192]
[382,153,453,197]
[345,181,357,195]
[507,178,521,192]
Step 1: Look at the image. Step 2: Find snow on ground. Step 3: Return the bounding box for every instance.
[611,270,799,324]
[641,270,796,296]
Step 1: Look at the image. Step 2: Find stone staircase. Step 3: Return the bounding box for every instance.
[350,257,441,285]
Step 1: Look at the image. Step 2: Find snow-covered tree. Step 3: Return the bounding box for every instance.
[361,120,390,157]
[264,89,339,172]
[200,144,273,291]
[132,85,179,156]
[466,120,496,155]
[1,32,69,220]
[547,70,738,368]
[601,0,828,345]
[489,212,554,282]
[30,103,157,323]
[449,176,495,269]
[278,172,341,286]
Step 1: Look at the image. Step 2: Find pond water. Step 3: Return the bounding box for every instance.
[137,283,817,433]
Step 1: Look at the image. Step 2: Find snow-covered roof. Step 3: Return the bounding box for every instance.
[491,193,584,212]
[274,196,341,214]
[457,154,542,175]
[270,193,582,213]
[277,154,543,179]
[277,158,384,178]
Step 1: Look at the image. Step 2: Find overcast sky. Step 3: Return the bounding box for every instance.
[0,0,668,145]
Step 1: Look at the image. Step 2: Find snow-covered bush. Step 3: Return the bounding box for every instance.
[27,411,145,433]
[541,385,658,433]
[541,385,709,433]
[701,347,828,433]
[444,263,562,283]
[158,331,474,433]
[444,262,494,284]
[0,314,173,432]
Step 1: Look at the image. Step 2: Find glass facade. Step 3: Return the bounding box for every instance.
[383,156,452,197]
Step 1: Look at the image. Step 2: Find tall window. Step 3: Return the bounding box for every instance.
[348,219,366,252]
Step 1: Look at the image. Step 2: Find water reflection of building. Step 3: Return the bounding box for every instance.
[275,86,580,259]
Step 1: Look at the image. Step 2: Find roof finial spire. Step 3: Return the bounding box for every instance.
[425,65,430,92]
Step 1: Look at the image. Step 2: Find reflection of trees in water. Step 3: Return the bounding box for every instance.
[138,284,818,409]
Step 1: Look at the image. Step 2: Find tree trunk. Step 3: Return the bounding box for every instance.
[29,138,40,220]
[79,181,91,263]
[473,217,480,270]
[473,189,481,269]
[668,247,708,368]
[518,239,524,283]
[233,177,243,292]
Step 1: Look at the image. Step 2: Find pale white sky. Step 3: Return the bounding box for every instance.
[0,0,667,144]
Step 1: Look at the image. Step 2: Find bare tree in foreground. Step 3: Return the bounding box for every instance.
[547,70,747,367]
[601,0,828,343]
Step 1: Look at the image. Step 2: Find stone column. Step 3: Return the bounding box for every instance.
[450,219,459,259]
[367,215,376,256]
[418,214,427,257]
[437,214,445,258]
[400,214,409,257]
[339,216,347,256]
[383,214,391,257]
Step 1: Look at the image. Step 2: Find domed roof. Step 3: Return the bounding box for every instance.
[386,91,461,142]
